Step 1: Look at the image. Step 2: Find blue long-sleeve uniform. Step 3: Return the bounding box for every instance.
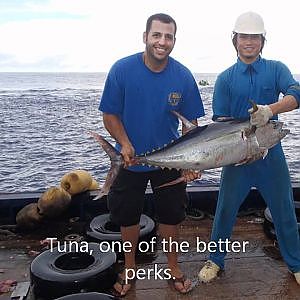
[210,56,300,272]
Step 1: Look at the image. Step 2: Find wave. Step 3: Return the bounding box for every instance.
[0,72,299,193]
[0,87,102,93]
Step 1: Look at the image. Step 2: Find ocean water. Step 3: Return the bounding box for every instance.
[0,72,299,193]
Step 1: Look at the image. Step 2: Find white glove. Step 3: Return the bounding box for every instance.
[248,105,273,127]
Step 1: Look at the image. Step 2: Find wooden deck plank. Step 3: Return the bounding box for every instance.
[0,216,299,299]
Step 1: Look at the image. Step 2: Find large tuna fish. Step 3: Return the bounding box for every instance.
[91,111,289,199]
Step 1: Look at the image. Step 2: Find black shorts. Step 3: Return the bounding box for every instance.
[107,168,187,226]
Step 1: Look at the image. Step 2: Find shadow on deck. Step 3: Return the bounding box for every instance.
[0,216,299,299]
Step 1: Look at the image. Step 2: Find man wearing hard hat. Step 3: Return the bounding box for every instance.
[198,11,300,285]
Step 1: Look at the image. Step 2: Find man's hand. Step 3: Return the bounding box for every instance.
[120,142,135,167]
[181,170,201,182]
[248,104,273,127]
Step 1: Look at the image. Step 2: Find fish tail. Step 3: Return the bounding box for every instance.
[89,131,123,200]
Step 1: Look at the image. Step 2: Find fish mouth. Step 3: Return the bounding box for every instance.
[280,129,290,138]
[268,120,289,138]
[269,120,283,130]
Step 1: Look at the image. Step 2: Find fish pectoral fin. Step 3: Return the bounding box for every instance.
[234,155,259,166]
[171,110,197,132]
[242,126,256,140]
[234,148,268,167]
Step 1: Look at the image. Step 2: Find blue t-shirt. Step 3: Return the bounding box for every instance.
[99,52,205,171]
[213,56,300,120]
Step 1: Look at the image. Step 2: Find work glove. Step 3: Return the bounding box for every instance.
[248,104,273,127]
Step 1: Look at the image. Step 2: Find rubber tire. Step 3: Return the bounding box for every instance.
[86,214,155,241]
[86,214,156,259]
[263,201,300,241]
[31,242,117,299]
[55,292,116,299]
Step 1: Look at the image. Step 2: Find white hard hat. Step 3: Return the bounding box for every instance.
[233,11,266,35]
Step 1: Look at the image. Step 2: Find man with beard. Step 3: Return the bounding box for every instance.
[99,13,204,296]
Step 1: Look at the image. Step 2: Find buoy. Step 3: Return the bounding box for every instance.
[89,178,99,191]
[16,203,43,230]
[61,170,93,195]
[38,187,71,218]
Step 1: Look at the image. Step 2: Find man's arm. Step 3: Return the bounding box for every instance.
[269,95,299,115]
[251,64,300,127]
[102,113,135,166]
[250,95,298,127]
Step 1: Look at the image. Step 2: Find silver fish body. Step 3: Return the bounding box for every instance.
[135,120,289,170]
[91,119,289,199]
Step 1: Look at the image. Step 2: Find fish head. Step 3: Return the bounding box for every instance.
[255,120,289,149]
[268,120,290,138]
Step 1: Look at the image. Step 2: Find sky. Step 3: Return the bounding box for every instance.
[0,0,299,74]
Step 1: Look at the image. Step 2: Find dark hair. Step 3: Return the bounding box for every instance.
[146,13,177,36]
[232,33,265,55]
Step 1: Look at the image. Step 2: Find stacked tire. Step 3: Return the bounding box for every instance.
[30,243,116,299]
[55,292,117,299]
[86,214,156,259]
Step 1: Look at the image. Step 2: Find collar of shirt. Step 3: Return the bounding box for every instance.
[237,56,263,74]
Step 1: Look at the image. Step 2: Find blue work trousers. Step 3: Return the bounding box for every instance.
[209,145,300,273]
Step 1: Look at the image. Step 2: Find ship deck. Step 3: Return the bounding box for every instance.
[1,214,299,300]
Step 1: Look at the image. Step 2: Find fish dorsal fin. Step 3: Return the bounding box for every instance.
[171,110,197,132]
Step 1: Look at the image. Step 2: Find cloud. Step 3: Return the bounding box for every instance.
[0,0,299,73]
[0,52,67,71]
